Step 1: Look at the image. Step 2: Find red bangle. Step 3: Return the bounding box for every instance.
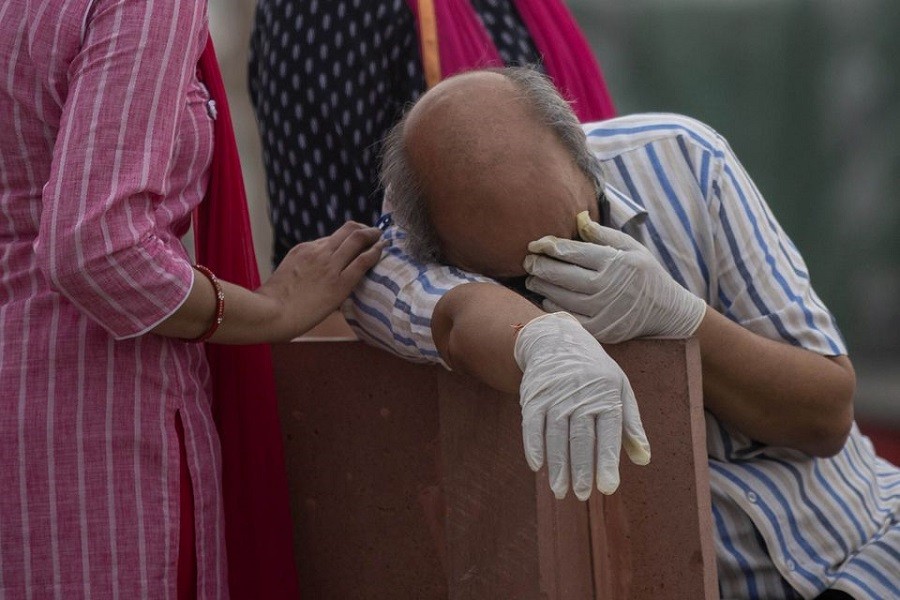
[183,264,224,343]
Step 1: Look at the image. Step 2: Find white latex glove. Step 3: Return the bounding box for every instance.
[523,212,707,343]
[513,312,651,500]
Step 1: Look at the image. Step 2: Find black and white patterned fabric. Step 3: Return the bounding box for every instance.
[249,0,542,264]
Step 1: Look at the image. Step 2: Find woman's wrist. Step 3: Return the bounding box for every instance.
[244,288,292,342]
[180,265,225,343]
[202,283,287,344]
[152,272,284,345]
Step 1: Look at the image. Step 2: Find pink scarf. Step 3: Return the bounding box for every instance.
[406,0,616,121]
[195,40,300,599]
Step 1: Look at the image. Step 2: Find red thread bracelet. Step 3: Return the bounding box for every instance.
[184,264,224,343]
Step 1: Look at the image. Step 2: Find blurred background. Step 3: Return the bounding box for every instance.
[209,0,899,425]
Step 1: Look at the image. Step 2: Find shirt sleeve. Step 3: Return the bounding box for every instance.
[707,130,847,356]
[34,0,207,339]
[341,223,496,369]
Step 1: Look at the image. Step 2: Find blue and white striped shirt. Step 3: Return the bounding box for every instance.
[343,113,900,599]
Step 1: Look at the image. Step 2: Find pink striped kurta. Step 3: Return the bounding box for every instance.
[1,1,228,598]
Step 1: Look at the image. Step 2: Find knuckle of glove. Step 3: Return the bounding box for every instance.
[586,271,607,290]
[592,369,627,396]
[519,396,546,419]
[569,418,596,439]
[619,249,647,271]
[633,248,664,273]
[529,258,551,279]
[546,402,573,424]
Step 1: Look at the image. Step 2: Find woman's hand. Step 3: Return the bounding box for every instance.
[257,221,385,340]
[152,221,384,344]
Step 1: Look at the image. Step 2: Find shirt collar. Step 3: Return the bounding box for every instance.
[600,181,648,229]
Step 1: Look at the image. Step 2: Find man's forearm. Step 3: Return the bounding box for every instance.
[432,283,544,393]
[696,308,856,457]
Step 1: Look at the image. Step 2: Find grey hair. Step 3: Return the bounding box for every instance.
[380,66,603,264]
[380,108,443,263]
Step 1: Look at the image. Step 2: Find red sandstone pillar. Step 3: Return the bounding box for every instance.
[273,338,716,599]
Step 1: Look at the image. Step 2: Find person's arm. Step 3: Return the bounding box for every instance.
[524,126,854,457]
[35,1,383,344]
[152,222,385,343]
[342,223,498,365]
[433,284,650,498]
[696,127,855,456]
[35,0,209,339]
[431,282,542,392]
[525,220,855,456]
[695,309,854,457]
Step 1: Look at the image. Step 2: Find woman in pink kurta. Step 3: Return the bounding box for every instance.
[0,1,382,597]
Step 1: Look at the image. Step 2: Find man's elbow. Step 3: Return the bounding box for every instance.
[804,407,854,458]
[804,357,857,457]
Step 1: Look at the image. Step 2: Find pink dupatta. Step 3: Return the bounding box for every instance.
[406,0,616,121]
[195,40,300,599]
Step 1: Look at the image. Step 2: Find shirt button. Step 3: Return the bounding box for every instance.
[746,491,758,503]
[785,559,796,571]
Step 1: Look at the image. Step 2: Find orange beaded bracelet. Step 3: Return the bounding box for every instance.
[184,264,224,343]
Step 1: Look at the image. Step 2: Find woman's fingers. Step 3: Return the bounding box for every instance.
[321,220,369,252]
[333,226,383,271]
[341,239,388,285]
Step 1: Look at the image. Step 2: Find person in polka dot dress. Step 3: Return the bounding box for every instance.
[249,0,547,265]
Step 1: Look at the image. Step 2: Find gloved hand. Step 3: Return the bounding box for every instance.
[523,212,707,343]
[513,312,651,500]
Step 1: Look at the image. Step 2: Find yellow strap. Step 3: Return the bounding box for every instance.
[417,0,441,89]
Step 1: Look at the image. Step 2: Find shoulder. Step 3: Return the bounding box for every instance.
[581,113,726,160]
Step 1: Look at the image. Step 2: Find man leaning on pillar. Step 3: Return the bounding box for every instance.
[343,67,900,599]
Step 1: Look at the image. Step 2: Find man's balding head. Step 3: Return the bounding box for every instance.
[382,67,600,277]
